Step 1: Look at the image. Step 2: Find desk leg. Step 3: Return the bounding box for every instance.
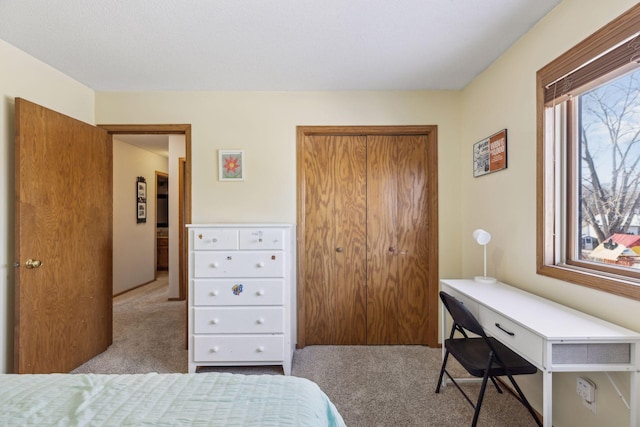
[542,371,552,427]
[632,370,638,427]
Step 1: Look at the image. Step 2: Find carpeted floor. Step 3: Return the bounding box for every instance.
[72,273,540,426]
[72,272,187,374]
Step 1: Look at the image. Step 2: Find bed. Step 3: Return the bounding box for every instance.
[0,372,346,426]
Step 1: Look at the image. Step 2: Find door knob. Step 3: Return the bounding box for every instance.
[25,259,42,269]
[336,247,344,253]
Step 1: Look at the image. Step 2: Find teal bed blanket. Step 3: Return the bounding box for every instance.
[0,372,346,426]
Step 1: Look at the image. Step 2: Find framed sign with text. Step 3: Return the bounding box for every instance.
[473,129,507,177]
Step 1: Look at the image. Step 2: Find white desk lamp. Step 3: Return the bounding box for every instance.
[473,229,497,283]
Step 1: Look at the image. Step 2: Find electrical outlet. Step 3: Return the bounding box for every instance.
[576,377,596,413]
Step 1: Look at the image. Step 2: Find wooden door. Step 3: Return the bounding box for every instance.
[297,126,438,348]
[367,135,430,344]
[14,98,113,373]
[302,134,367,345]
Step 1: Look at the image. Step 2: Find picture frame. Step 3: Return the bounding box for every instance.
[137,180,146,200]
[136,176,147,223]
[219,150,245,181]
[137,202,146,221]
[473,129,507,177]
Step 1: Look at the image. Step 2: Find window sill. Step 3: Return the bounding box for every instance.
[537,264,640,301]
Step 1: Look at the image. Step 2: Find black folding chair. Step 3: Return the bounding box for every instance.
[435,291,542,426]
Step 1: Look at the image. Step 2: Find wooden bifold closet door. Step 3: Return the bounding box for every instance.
[297,126,438,347]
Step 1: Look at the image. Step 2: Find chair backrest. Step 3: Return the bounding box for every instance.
[439,291,486,337]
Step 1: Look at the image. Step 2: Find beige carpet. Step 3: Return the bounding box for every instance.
[73,274,540,426]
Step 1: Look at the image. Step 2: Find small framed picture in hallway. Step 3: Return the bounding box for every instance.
[136,176,147,223]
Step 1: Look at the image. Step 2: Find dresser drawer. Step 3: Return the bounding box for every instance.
[479,306,543,367]
[194,307,284,334]
[239,228,285,250]
[193,251,284,278]
[193,279,284,306]
[192,229,238,250]
[193,335,284,362]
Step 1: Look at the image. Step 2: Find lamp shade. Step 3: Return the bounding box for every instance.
[473,229,491,245]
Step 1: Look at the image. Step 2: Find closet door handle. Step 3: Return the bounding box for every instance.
[336,247,344,253]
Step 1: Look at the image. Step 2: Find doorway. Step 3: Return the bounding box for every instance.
[156,172,169,272]
[100,124,192,302]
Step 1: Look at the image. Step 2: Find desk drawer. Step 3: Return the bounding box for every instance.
[193,335,284,362]
[479,306,543,367]
[194,307,284,334]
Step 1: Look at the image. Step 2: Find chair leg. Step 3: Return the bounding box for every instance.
[471,366,492,427]
[435,350,450,393]
[505,373,543,427]
[489,376,503,393]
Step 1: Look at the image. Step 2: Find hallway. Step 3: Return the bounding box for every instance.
[72,272,187,373]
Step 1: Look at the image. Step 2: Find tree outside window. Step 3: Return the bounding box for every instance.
[578,69,640,270]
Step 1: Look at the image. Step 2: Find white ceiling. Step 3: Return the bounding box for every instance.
[0,0,561,92]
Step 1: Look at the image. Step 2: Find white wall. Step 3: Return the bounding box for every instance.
[168,135,186,299]
[95,90,464,282]
[0,39,95,373]
[112,138,169,295]
[459,1,640,425]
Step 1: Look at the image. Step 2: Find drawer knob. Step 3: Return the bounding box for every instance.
[257,262,265,268]
[211,262,219,268]
[210,346,219,353]
[256,346,265,353]
[210,290,219,297]
[210,318,219,325]
[256,290,265,296]
[256,318,265,325]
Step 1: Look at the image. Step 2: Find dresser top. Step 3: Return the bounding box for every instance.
[187,223,294,228]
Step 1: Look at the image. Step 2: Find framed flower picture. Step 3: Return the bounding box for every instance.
[219,150,245,181]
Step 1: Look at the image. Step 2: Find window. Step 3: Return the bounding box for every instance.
[537,5,640,300]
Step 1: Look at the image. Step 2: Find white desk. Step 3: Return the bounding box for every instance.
[440,279,640,427]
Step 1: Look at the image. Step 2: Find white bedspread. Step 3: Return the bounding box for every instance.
[0,372,346,426]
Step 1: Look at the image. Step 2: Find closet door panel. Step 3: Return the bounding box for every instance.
[303,135,336,344]
[303,135,367,345]
[396,135,430,344]
[333,136,367,345]
[366,136,400,345]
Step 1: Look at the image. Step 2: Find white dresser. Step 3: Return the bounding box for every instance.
[187,224,295,375]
